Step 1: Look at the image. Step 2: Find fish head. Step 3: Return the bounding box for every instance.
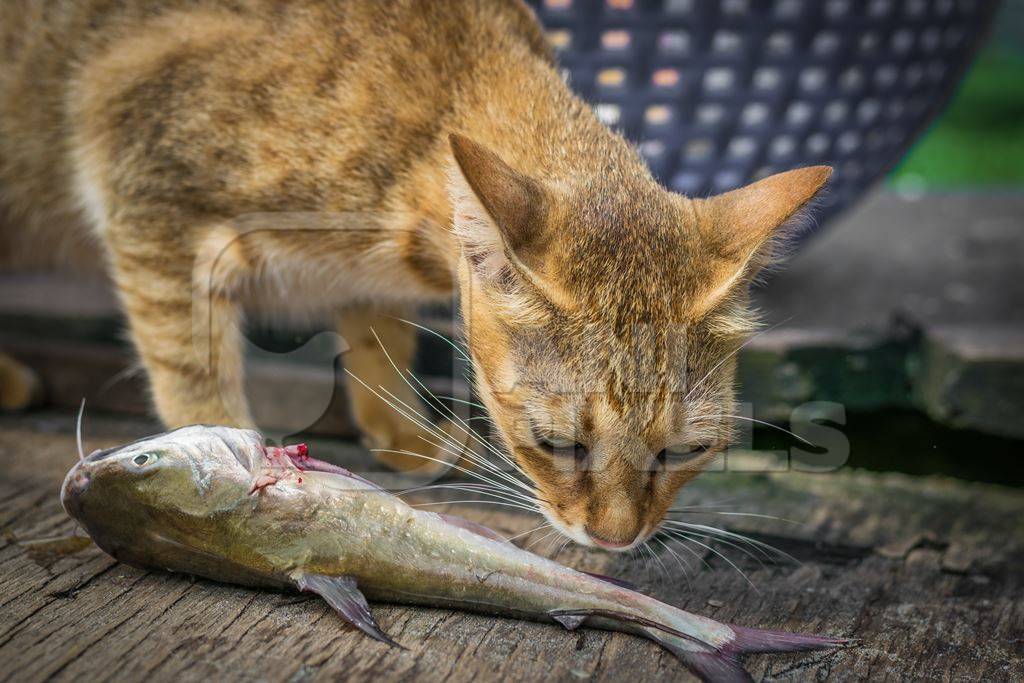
[61,425,267,567]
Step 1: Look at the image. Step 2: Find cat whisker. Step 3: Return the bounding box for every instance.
[420,482,542,511]
[345,366,532,498]
[667,496,741,512]
[436,395,488,411]
[397,480,539,514]
[551,537,572,562]
[668,509,799,524]
[659,534,713,573]
[691,413,818,448]
[405,480,531,497]
[542,529,564,556]
[96,362,145,397]
[372,445,532,504]
[402,368,529,482]
[409,499,539,515]
[367,328,531,488]
[369,369,533,495]
[651,536,692,590]
[665,518,788,552]
[630,544,647,580]
[633,543,649,581]
[390,316,471,363]
[652,535,691,579]
[639,543,660,583]
[408,427,537,501]
[373,334,534,494]
[682,317,793,404]
[506,522,552,543]
[668,527,768,569]
[525,528,561,552]
[663,520,800,565]
[398,482,540,509]
[644,540,671,582]
[661,528,758,591]
[410,429,521,487]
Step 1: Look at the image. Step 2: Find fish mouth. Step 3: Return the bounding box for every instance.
[60,464,91,519]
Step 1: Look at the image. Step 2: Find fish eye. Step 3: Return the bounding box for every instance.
[130,452,158,467]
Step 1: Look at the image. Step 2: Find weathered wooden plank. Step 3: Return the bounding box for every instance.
[0,412,1021,682]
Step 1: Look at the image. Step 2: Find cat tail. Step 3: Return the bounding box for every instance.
[549,606,847,683]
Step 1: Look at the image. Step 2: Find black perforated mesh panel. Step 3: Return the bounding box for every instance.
[525,0,998,232]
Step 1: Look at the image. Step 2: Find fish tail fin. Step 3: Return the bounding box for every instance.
[550,607,752,681]
[726,624,850,655]
[651,636,754,683]
[550,605,846,682]
[646,621,846,682]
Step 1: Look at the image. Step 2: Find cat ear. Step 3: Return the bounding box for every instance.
[694,166,832,315]
[447,133,550,284]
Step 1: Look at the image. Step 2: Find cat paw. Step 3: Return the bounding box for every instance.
[0,354,43,411]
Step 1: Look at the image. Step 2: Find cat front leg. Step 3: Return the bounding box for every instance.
[104,221,253,429]
[338,306,468,476]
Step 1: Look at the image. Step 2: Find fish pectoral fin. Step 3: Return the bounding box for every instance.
[295,574,403,649]
[552,613,586,630]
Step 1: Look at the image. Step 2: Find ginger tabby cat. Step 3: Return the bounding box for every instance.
[0,0,830,550]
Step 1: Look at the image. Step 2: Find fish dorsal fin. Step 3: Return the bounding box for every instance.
[579,570,638,592]
[436,513,507,543]
[295,574,402,648]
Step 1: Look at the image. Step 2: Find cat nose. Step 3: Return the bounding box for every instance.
[585,493,643,550]
[584,526,638,550]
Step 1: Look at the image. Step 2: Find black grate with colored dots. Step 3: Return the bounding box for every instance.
[526,0,999,232]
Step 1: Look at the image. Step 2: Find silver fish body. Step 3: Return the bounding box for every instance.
[62,425,844,681]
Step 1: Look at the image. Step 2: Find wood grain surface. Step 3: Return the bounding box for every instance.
[1,412,1021,682]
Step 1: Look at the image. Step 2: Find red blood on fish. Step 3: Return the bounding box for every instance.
[265,444,311,470]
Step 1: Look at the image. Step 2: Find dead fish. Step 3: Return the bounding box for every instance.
[60,425,845,681]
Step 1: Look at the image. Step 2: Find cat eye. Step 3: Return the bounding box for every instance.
[533,434,589,467]
[655,444,711,470]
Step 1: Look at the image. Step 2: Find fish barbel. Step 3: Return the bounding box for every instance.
[61,425,844,681]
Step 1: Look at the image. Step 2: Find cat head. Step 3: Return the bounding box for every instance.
[447,133,830,550]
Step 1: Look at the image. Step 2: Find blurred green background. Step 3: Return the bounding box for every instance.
[890,0,1024,187]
